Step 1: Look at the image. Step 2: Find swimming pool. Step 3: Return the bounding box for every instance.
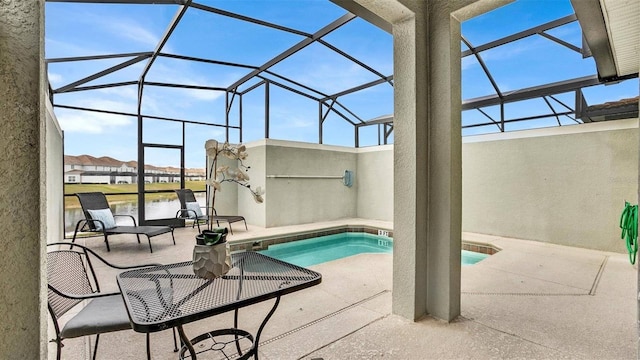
[259,232,489,267]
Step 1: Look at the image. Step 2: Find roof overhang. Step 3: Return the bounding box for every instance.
[571,0,639,81]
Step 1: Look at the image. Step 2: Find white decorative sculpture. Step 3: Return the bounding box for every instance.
[192,242,231,280]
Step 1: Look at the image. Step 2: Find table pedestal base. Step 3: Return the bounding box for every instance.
[179,328,255,360]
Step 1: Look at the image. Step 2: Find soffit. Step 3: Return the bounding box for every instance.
[600,0,639,77]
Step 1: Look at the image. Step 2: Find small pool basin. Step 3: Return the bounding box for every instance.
[259,232,488,267]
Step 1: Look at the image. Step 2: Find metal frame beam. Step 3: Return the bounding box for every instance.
[190,2,311,38]
[159,53,257,70]
[54,104,238,128]
[137,0,191,225]
[538,32,582,54]
[317,38,392,86]
[139,2,191,83]
[462,75,601,110]
[45,2,635,153]
[228,13,356,91]
[46,51,153,63]
[321,76,393,102]
[144,82,228,92]
[54,55,150,93]
[570,0,617,80]
[463,111,574,130]
[262,70,330,98]
[46,0,187,3]
[461,36,502,98]
[57,81,138,93]
[259,78,322,102]
[461,14,578,57]
[326,99,364,124]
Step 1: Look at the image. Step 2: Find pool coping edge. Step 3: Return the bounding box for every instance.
[229,226,501,255]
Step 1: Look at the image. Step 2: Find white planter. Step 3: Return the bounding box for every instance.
[192,242,231,280]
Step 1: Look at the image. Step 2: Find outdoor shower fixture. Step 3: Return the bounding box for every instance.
[343,170,354,187]
[266,170,354,187]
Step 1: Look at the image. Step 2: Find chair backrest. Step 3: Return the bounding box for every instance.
[47,248,96,321]
[76,192,110,212]
[174,189,197,209]
[76,192,112,231]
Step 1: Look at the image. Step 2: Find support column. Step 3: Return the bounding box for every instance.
[392,10,431,320]
[333,0,507,321]
[0,0,47,358]
[391,1,465,322]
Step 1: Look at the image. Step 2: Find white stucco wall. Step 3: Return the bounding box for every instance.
[46,100,64,245]
[241,120,638,253]
[207,153,240,221]
[463,119,638,253]
[240,142,267,227]
[266,140,357,227]
[241,139,358,227]
[355,120,639,253]
[0,1,48,357]
[356,145,394,221]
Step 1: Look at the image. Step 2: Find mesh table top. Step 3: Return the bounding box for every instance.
[117,251,322,333]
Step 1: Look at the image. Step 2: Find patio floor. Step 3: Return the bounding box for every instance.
[48,219,637,359]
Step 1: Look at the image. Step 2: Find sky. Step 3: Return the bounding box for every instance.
[45,0,638,169]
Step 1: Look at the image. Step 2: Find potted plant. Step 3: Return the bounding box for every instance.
[192,140,265,279]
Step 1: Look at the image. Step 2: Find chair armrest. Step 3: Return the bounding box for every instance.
[113,214,137,226]
[48,242,162,270]
[74,218,106,233]
[175,208,199,219]
[47,285,119,301]
[113,263,162,270]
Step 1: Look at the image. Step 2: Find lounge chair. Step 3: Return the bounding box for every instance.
[71,192,175,253]
[174,188,247,234]
[47,242,177,360]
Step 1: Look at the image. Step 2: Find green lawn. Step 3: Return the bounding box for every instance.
[64,181,206,209]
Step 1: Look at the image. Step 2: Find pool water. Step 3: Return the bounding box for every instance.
[259,232,489,267]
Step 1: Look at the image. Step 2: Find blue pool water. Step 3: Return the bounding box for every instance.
[259,232,489,267]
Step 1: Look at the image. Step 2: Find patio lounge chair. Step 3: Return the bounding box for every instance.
[174,188,247,234]
[71,192,175,253]
[47,242,176,360]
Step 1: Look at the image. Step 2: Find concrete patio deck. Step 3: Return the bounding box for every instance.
[48,219,637,359]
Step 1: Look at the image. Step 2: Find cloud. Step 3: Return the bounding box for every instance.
[47,72,64,87]
[97,86,138,99]
[147,62,230,89]
[462,56,477,71]
[138,62,233,111]
[281,117,314,129]
[290,61,377,95]
[45,37,101,58]
[56,110,132,134]
[108,20,161,50]
[271,106,315,130]
[56,98,135,133]
[48,7,168,54]
[78,11,165,51]
[186,88,224,101]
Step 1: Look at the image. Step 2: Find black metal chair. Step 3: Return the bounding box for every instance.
[47,242,177,360]
[174,188,247,234]
[71,192,175,253]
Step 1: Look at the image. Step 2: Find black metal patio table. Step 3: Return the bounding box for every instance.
[117,251,322,359]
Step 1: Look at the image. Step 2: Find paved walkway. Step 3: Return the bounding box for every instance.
[48,220,637,359]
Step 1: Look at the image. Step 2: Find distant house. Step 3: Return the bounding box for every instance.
[64,155,205,184]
